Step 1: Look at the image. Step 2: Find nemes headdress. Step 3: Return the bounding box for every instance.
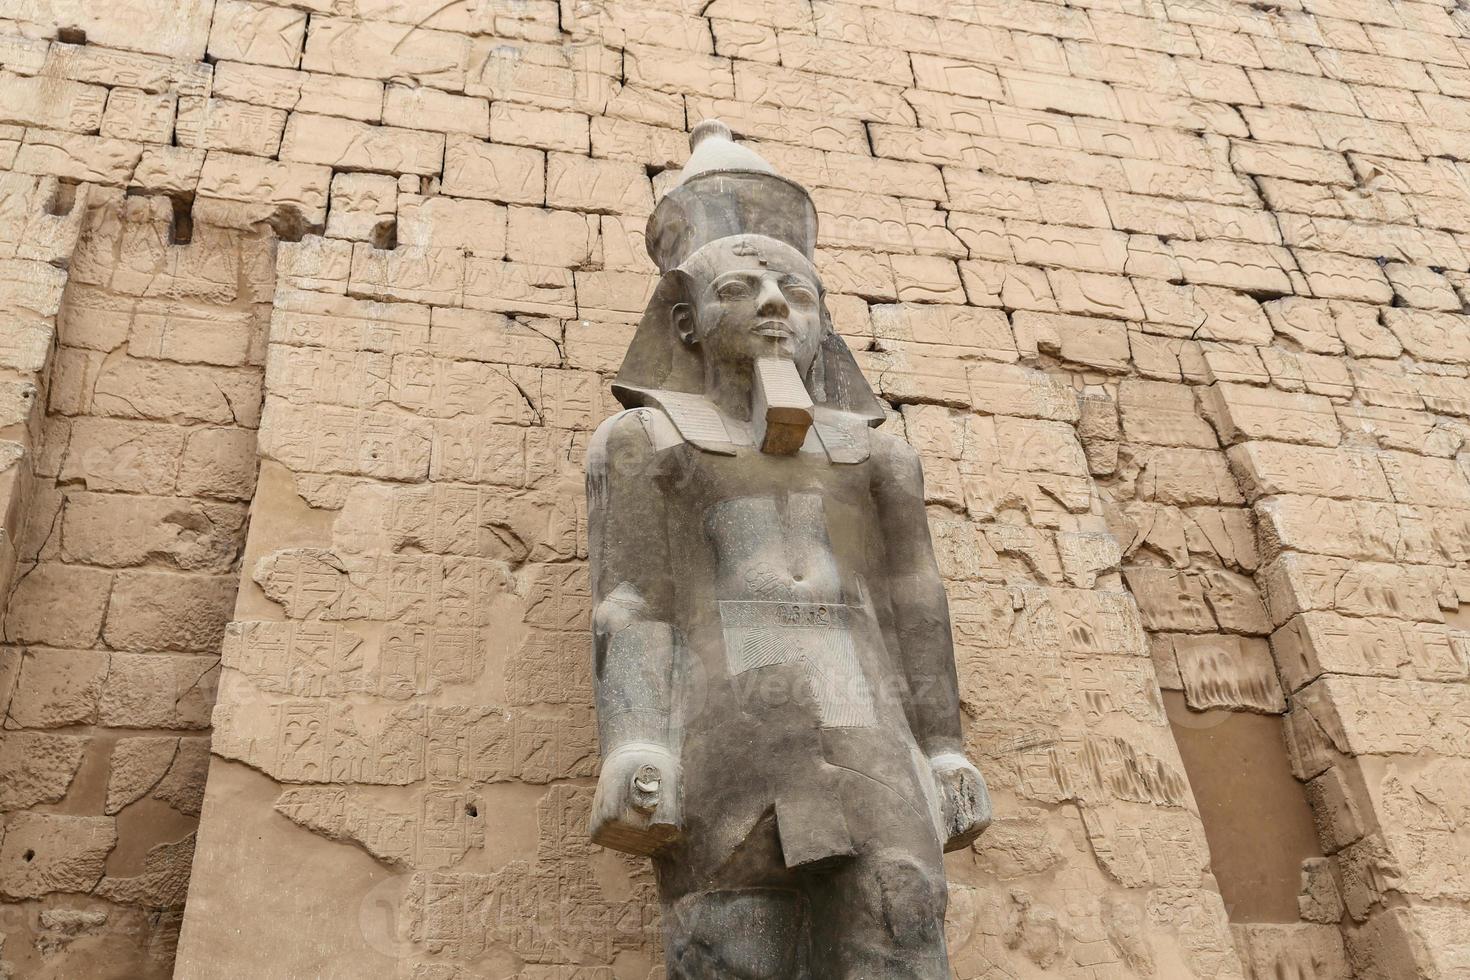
[612,120,885,461]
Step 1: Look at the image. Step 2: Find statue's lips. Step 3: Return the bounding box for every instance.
[754,320,794,339]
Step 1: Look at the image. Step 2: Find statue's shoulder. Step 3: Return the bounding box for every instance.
[588,407,685,473]
[866,426,921,468]
[865,426,926,491]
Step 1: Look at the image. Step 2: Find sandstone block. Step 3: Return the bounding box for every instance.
[1260,348,1354,398]
[465,36,618,110]
[490,102,588,153]
[302,18,469,89]
[384,85,489,138]
[872,304,1015,361]
[1040,268,1140,321]
[1173,634,1285,713]
[0,813,116,900]
[590,116,689,168]
[1304,765,1366,851]
[1256,495,1406,564]
[207,0,307,68]
[1015,311,1129,372]
[258,399,433,480]
[1228,442,1391,501]
[1383,308,1470,361]
[1234,923,1347,980]
[1136,448,1243,506]
[1338,404,1462,458]
[546,153,653,215]
[1201,568,1272,634]
[1133,279,1273,345]
[394,195,506,257]
[0,730,87,810]
[61,493,247,571]
[1232,141,1354,185]
[1260,553,1446,626]
[996,417,1088,478]
[912,54,1002,100]
[0,73,106,133]
[98,653,218,729]
[278,236,352,293]
[442,135,544,205]
[153,736,210,816]
[177,97,287,157]
[429,307,560,367]
[462,258,574,318]
[4,648,108,728]
[505,206,598,268]
[711,19,778,63]
[105,737,179,814]
[280,114,444,176]
[40,40,211,95]
[1295,249,1394,304]
[177,427,260,501]
[1171,240,1294,294]
[1201,344,1270,387]
[967,364,1079,422]
[876,253,955,304]
[325,172,396,243]
[198,151,331,229]
[94,832,196,909]
[1384,265,1459,311]
[1008,221,1129,275]
[5,563,111,648]
[1290,676,1470,767]
[212,62,385,122]
[13,131,144,185]
[1122,566,1217,632]
[563,318,636,373]
[101,88,177,144]
[91,359,262,428]
[1118,378,1217,448]
[123,152,200,211]
[1200,382,1340,448]
[103,571,237,653]
[1350,360,1425,411]
[343,242,458,307]
[1384,452,1470,508]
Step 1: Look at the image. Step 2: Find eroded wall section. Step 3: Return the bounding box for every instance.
[0,186,273,977]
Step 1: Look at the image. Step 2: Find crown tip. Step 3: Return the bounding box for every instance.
[690,118,733,151]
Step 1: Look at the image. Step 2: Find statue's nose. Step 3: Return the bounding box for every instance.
[756,280,788,317]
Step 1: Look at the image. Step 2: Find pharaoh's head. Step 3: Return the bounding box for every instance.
[612,120,885,441]
[673,234,824,381]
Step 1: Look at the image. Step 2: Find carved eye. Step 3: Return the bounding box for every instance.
[716,281,750,300]
[784,284,816,306]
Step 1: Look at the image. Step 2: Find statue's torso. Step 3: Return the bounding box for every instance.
[643,422,945,878]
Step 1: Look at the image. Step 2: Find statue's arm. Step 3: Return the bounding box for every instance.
[585,410,681,855]
[871,430,992,850]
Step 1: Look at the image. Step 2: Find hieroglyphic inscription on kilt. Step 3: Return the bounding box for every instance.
[718,601,876,728]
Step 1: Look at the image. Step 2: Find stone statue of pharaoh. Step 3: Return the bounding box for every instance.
[586,120,991,978]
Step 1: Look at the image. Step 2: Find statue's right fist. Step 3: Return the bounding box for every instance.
[589,743,682,857]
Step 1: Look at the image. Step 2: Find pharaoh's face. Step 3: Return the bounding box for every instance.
[676,236,824,377]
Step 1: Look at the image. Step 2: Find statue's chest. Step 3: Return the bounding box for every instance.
[660,448,878,603]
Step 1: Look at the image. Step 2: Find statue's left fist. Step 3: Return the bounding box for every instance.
[928,752,992,852]
[589,742,682,857]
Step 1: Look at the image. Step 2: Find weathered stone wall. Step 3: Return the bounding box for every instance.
[0,182,273,975]
[0,0,1467,977]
